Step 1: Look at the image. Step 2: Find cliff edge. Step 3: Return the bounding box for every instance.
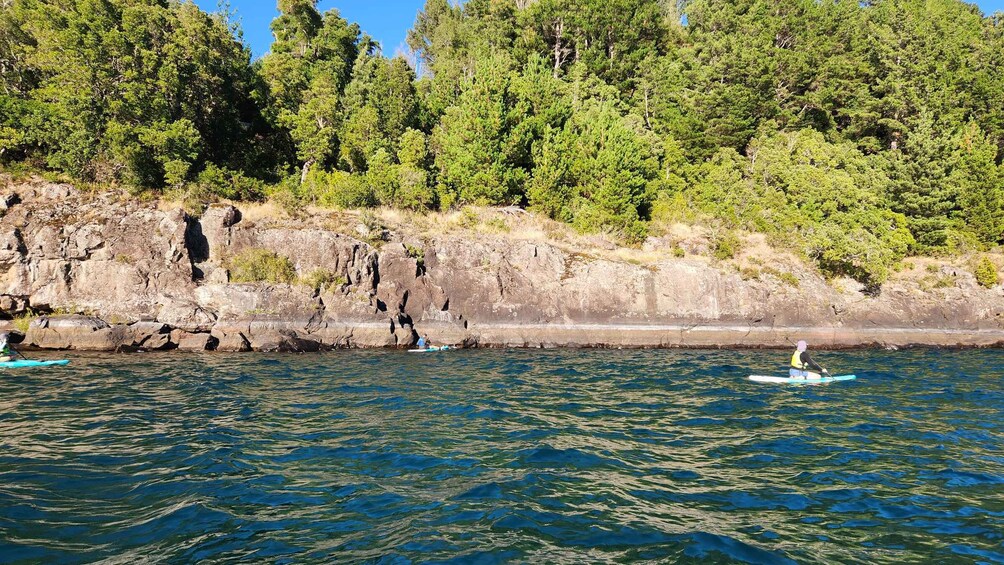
[1,178,1001,351]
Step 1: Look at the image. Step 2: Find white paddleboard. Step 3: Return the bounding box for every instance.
[408,346,450,353]
[749,374,856,384]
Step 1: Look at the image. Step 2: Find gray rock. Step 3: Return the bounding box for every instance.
[211,327,250,352]
[27,315,113,350]
[249,329,322,352]
[1,178,1002,351]
[158,298,216,332]
[172,330,216,351]
[0,193,20,211]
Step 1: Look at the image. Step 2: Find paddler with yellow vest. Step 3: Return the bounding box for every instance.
[790,340,829,379]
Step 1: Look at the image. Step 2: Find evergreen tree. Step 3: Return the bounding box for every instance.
[432,51,531,207]
[261,1,360,180]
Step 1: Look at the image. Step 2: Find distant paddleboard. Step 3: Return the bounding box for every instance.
[749,374,856,384]
[408,346,451,353]
[0,359,70,369]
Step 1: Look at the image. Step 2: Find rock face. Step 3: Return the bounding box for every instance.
[1,177,1002,351]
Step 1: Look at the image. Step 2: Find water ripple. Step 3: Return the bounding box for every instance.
[0,349,1002,563]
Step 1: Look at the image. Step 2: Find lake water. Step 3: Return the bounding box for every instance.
[1,349,1002,564]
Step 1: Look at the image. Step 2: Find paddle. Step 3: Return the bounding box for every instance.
[11,344,28,360]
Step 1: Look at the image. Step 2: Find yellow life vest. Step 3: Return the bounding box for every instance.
[791,350,806,369]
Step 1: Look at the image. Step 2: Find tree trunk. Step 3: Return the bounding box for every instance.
[301,159,315,184]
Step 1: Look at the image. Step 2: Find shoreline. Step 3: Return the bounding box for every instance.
[8,318,1004,352]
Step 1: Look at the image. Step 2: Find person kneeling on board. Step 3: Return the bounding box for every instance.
[0,332,15,362]
[790,340,828,379]
[416,334,431,349]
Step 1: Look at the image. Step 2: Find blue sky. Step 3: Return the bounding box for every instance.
[197,0,1004,59]
[195,1,425,58]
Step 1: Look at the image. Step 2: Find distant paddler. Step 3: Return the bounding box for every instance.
[790,340,829,379]
[0,332,20,362]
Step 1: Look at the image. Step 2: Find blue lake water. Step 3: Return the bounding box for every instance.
[1,349,1002,564]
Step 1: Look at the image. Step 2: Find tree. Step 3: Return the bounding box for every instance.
[690,129,914,284]
[261,2,360,180]
[395,128,435,209]
[952,122,1004,246]
[882,111,960,252]
[5,0,266,187]
[339,45,419,172]
[432,51,531,207]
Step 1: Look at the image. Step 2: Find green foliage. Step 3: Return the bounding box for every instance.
[691,130,914,284]
[0,125,24,159]
[302,168,375,208]
[763,268,800,288]
[12,310,36,334]
[228,249,297,284]
[3,0,1004,289]
[196,165,265,201]
[405,244,425,269]
[5,0,268,187]
[300,269,347,292]
[433,51,530,206]
[713,231,741,261]
[974,256,999,288]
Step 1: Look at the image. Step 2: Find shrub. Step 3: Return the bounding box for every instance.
[713,231,741,260]
[303,169,376,209]
[228,249,296,284]
[301,269,347,293]
[672,245,685,258]
[458,207,479,229]
[974,256,999,288]
[405,244,425,269]
[778,271,800,288]
[197,164,264,201]
[484,217,510,233]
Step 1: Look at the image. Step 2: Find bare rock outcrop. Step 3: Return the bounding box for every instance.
[1,177,1002,351]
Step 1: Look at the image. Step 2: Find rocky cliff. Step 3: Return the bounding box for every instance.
[1,178,1002,351]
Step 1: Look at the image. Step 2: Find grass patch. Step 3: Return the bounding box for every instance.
[763,267,800,288]
[228,248,296,284]
[457,207,479,229]
[920,274,956,291]
[12,311,36,334]
[484,217,510,233]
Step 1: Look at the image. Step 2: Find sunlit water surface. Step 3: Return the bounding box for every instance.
[1,349,1002,564]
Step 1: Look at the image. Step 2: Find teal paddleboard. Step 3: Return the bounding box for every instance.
[0,359,70,369]
[749,374,856,384]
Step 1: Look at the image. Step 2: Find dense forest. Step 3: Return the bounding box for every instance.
[1,0,1003,285]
